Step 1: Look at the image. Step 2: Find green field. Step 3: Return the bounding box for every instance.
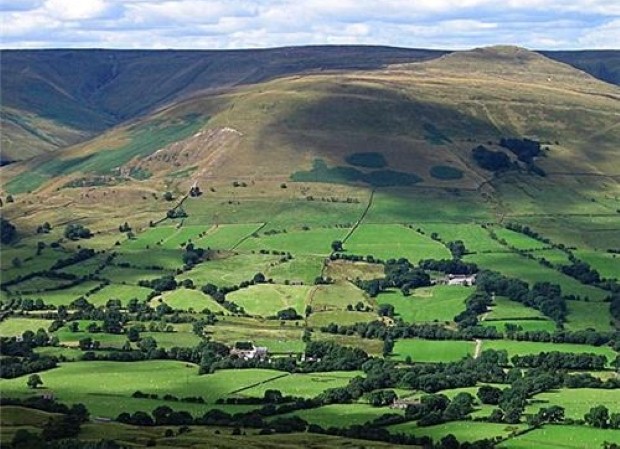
[86,283,153,306]
[0,318,53,336]
[157,288,228,313]
[464,252,608,301]
[196,223,264,250]
[226,284,312,317]
[525,388,620,420]
[565,300,614,331]
[238,228,349,255]
[389,421,526,443]
[283,403,402,427]
[420,223,508,253]
[0,362,284,417]
[573,250,620,280]
[481,340,617,362]
[392,339,475,363]
[486,296,548,320]
[498,425,620,449]
[492,227,549,250]
[9,281,103,307]
[237,371,363,399]
[180,253,281,286]
[264,255,325,285]
[482,319,558,332]
[309,282,371,311]
[379,285,470,323]
[345,224,451,262]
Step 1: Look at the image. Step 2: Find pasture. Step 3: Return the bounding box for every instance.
[464,252,608,301]
[480,340,617,362]
[0,362,285,417]
[486,296,547,320]
[379,285,470,323]
[282,403,402,427]
[419,223,508,253]
[392,339,475,363]
[0,318,53,336]
[156,288,228,313]
[238,227,349,255]
[196,223,264,250]
[180,252,282,286]
[492,227,549,250]
[481,319,557,332]
[389,421,526,444]
[238,371,363,399]
[345,224,450,262]
[525,388,620,420]
[498,425,620,449]
[226,284,312,317]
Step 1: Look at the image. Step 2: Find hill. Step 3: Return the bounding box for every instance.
[1,46,619,163]
[0,46,444,163]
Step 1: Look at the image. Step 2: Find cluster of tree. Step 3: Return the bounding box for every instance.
[526,405,566,427]
[118,222,131,233]
[275,307,302,320]
[476,271,567,324]
[454,291,492,328]
[1,354,58,379]
[182,243,207,267]
[563,372,620,389]
[166,207,187,219]
[36,222,52,234]
[584,405,620,429]
[303,341,369,372]
[405,392,476,426]
[1,217,17,244]
[504,328,619,348]
[418,258,478,275]
[320,320,501,342]
[446,240,468,259]
[138,275,177,292]
[611,294,620,323]
[329,252,384,264]
[356,258,431,297]
[218,389,300,406]
[511,351,608,370]
[50,248,96,270]
[64,223,92,240]
[472,145,512,172]
[561,260,602,285]
[499,137,542,163]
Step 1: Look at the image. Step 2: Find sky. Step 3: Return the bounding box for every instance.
[1,0,619,50]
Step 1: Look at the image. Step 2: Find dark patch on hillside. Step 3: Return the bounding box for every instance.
[542,50,620,86]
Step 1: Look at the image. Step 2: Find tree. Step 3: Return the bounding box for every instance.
[477,385,502,405]
[163,191,174,201]
[377,303,395,318]
[127,327,141,342]
[1,217,17,244]
[382,338,394,357]
[64,223,92,240]
[331,240,343,252]
[585,405,610,428]
[27,374,43,389]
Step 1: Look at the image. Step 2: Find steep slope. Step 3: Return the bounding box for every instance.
[0,46,444,162]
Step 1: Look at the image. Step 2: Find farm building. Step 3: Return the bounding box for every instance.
[446,274,477,286]
[230,341,269,360]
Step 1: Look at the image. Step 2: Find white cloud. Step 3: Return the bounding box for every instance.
[0,0,618,49]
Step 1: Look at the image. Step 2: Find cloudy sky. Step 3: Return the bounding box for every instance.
[1,0,618,50]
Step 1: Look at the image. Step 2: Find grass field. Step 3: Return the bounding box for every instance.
[11,281,103,307]
[265,255,325,285]
[156,288,229,313]
[238,228,349,255]
[392,339,475,363]
[205,321,306,353]
[498,425,620,449]
[419,223,508,253]
[481,319,558,332]
[486,296,548,320]
[379,286,470,323]
[196,223,264,250]
[565,300,614,331]
[525,388,620,420]
[464,252,608,301]
[86,283,153,306]
[309,282,371,311]
[226,284,312,317]
[324,259,385,281]
[180,253,281,286]
[115,248,184,270]
[307,310,377,327]
[283,403,402,427]
[481,340,617,362]
[389,421,526,443]
[529,248,572,265]
[573,250,620,280]
[0,362,285,417]
[345,224,451,263]
[492,227,549,250]
[238,371,363,399]
[99,265,173,285]
[0,318,53,336]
